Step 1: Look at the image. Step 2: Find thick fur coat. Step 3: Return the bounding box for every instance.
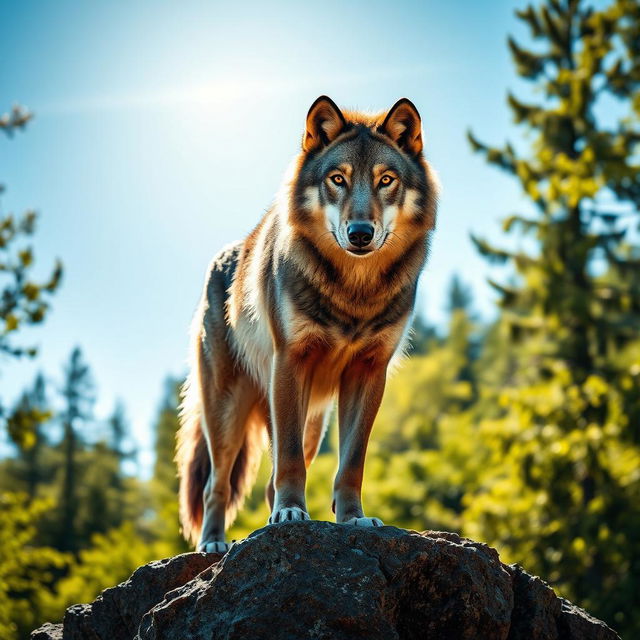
[176,96,438,551]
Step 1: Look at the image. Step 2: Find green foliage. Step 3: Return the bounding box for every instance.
[446,274,473,315]
[464,0,640,634]
[38,522,174,622]
[147,378,190,553]
[0,493,68,640]
[463,366,640,628]
[57,347,95,552]
[6,396,50,454]
[0,357,170,637]
[0,210,62,360]
[0,102,63,448]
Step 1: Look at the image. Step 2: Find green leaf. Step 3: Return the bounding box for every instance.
[507,37,546,78]
[18,248,33,267]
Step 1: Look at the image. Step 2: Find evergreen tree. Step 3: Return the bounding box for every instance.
[57,347,95,553]
[446,274,473,315]
[152,378,181,493]
[105,400,135,518]
[149,377,189,551]
[466,0,640,633]
[109,400,136,466]
[78,402,135,539]
[446,274,478,386]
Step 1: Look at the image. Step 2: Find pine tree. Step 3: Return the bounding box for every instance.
[57,347,95,553]
[468,0,640,378]
[149,377,189,551]
[107,400,132,467]
[446,274,473,316]
[80,401,134,537]
[152,379,180,493]
[446,274,478,387]
[465,0,640,634]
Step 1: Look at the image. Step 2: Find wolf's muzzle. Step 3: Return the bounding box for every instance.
[347,222,374,248]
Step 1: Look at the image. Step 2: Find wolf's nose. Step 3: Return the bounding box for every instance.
[347,222,374,248]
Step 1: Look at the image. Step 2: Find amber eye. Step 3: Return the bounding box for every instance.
[330,174,345,186]
[379,175,395,187]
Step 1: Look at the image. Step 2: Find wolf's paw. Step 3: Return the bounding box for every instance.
[342,516,384,527]
[268,506,311,524]
[198,540,231,553]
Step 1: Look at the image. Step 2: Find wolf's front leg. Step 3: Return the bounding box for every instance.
[333,358,387,527]
[268,352,312,524]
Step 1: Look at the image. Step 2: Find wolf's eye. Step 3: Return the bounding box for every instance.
[379,175,395,187]
[330,174,345,186]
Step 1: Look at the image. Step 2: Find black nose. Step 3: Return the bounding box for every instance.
[347,222,374,248]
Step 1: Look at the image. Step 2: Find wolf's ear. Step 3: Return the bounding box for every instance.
[380,98,423,156]
[303,95,346,152]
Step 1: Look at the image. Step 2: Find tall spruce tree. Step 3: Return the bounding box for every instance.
[57,347,94,552]
[108,400,130,465]
[80,401,134,537]
[150,378,189,551]
[465,0,640,634]
[446,274,473,315]
[445,274,478,387]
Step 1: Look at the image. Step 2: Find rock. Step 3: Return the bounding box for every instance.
[557,599,620,640]
[59,551,223,640]
[30,623,62,640]
[507,564,561,639]
[31,522,619,640]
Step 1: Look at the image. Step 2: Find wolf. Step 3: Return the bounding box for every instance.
[176,95,439,552]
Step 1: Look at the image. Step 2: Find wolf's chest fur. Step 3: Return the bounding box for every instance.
[221,214,419,411]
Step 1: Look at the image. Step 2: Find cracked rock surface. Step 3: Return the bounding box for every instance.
[31,522,619,640]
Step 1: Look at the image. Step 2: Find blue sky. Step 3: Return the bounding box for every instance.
[1,0,530,469]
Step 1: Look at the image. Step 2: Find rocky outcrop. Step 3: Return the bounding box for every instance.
[31,522,619,640]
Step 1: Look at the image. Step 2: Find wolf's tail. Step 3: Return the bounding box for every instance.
[176,369,208,546]
[176,368,267,547]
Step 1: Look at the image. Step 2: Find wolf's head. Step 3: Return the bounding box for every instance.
[289,96,438,260]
